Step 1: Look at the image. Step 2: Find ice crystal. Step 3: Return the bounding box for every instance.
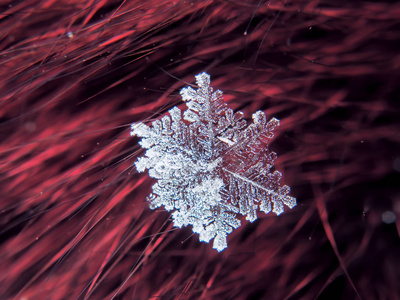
[131,72,296,251]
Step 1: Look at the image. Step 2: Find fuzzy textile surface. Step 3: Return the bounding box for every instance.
[0,0,399,299]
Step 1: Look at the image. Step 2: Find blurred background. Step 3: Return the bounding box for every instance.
[0,0,399,299]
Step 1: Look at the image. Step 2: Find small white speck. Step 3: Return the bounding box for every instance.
[382,211,396,224]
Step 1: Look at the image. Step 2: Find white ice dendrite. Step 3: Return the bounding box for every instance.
[131,72,296,251]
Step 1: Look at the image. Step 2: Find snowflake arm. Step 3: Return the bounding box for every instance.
[131,72,296,251]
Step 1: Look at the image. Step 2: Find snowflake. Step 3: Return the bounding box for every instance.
[131,72,296,251]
